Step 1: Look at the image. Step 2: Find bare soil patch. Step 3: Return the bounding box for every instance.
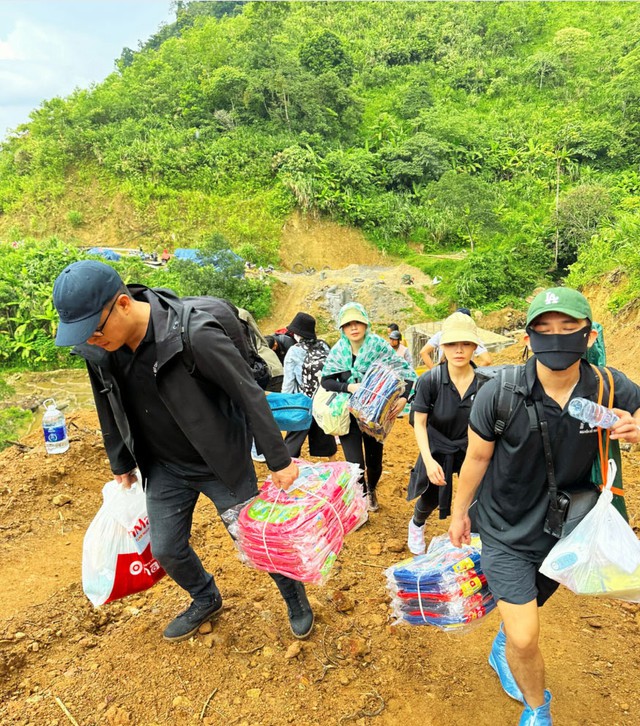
[1,339,639,726]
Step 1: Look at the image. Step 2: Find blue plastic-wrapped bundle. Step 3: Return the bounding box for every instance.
[386,534,496,632]
[349,362,405,442]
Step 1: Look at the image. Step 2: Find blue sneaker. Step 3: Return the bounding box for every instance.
[519,690,552,725]
[488,623,524,702]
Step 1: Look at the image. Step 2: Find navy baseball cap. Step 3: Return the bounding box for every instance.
[53,260,123,346]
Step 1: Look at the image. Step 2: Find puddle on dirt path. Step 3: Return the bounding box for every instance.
[5,368,94,433]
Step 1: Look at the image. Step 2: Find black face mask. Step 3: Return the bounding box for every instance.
[526,325,591,371]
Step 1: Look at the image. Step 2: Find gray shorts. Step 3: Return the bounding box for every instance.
[481,543,560,607]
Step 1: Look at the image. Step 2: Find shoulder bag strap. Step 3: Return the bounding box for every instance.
[591,364,620,493]
[532,398,559,507]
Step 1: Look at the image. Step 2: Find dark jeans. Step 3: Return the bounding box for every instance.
[145,462,299,604]
[284,419,338,459]
[339,415,383,494]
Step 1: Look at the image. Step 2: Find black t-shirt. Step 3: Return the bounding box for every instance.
[412,363,480,442]
[470,358,640,561]
[113,313,214,480]
[274,333,295,364]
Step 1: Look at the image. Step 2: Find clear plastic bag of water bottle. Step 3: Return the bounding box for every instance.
[540,460,640,602]
[42,398,69,454]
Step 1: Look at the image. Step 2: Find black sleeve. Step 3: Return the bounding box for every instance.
[411,371,435,414]
[321,370,351,394]
[86,361,137,476]
[610,367,640,413]
[188,312,292,472]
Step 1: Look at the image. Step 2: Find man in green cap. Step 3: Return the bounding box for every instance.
[449,286,640,726]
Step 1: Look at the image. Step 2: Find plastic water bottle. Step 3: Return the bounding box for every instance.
[42,398,69,454]
[568,397,619,429]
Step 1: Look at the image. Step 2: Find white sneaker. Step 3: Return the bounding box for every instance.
[407,519,426,555]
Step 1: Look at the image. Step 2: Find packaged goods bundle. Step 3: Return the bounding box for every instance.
[229,460,367,584]
[386,534,495,631]
[349,362,405,442]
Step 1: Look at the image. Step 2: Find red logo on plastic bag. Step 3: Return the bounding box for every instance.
[105,543,165,603]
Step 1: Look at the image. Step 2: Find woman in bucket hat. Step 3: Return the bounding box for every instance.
[407,312,484,554]
[320,302,416,511]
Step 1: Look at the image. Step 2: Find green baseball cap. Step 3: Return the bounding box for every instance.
[526,287,592,326]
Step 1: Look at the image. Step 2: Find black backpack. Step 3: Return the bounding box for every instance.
[298,339,330,398]
[178,296,271,389]
[445,363,612,438]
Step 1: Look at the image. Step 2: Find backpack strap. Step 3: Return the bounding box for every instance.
[427,363,443,413]
[493,365,535,436]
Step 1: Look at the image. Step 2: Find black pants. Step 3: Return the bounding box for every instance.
[145,463,300,603]
[413,484,440,525]
[339,415,383,494]
[284,419,338,458]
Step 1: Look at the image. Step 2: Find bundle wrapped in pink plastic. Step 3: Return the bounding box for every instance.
[349,362,405,442]
[227,460,367,584]
[386,534,496,632]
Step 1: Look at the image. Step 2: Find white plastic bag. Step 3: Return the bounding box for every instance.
[540,460,640,602]
[82,478,164,606]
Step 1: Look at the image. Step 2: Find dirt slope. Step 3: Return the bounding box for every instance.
[259,263,436,340]
[2,227,640,725]
[258,210,439,338]
[2,335,639,726]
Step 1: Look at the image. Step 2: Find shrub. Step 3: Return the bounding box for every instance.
[67,210,84,227]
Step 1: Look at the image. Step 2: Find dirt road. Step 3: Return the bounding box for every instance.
[2,224,640,725]
[1,342,639,725]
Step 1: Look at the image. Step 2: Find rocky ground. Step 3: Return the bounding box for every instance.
[1,332,639,726]
[3,216,640,726]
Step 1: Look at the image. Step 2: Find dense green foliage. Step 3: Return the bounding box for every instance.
[0,236,271,368]
[0,376,32,450]
[1,1,640,313]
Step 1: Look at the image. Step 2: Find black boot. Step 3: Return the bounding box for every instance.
[163,588,223,642]
[270,574,314,639]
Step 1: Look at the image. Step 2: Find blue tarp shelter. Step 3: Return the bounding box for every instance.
[88,247,121,261]
[173,248,244,276]
[173,248,202,263]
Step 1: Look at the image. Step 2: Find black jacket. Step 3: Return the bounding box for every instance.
[74,286,291,495]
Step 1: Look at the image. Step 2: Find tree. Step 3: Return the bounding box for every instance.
[299,30,353,84]
[524,51,565,90]
[426,171,498,251]
[554,185,613,271]
[379,133,449,190]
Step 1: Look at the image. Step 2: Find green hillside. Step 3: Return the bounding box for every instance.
[1,1,640,316]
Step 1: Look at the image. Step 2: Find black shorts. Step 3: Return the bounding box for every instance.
[481,543,560,607]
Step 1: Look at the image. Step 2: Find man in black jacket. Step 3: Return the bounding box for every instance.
[53,260,314,642]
